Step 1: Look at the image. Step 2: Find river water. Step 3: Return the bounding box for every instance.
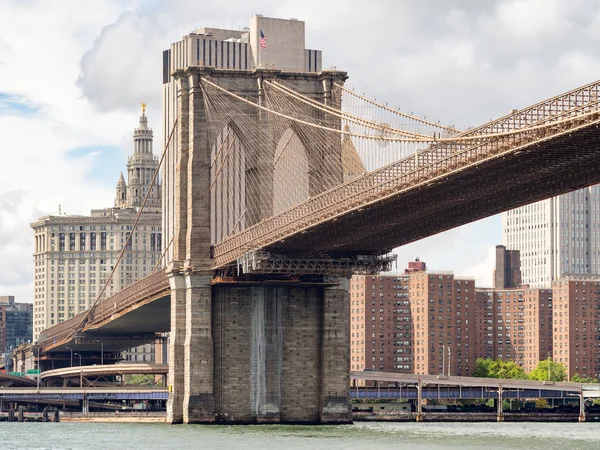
[2,422,600,449]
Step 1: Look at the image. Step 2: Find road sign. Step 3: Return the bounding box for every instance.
[26,369,40,375]
[9,372,22,377]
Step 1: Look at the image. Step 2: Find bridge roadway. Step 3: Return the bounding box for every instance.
[38,272,170,352]
[214,80,600,266]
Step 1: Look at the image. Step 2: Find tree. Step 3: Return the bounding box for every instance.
[472,358,526,379]
[495,360,528,380]
[571,373,599,383]
[473,358,494,377]
[528,358,567,382]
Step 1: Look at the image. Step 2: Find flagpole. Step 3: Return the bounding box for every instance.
[259,31,262,68]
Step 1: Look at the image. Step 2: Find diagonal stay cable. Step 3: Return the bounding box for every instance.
[66,116,179,338]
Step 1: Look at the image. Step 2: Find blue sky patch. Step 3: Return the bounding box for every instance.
[67,145,125,185]
[0,92,38,115]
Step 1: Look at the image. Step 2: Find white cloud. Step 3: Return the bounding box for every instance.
[2,0,600,304]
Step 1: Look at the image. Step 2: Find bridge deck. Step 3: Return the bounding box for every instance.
[351,371,600,396]
[41,363,168,380]
[215,117,600,265]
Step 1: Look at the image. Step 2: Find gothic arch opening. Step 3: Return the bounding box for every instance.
[273,128,310,215]
[210,123,247,245]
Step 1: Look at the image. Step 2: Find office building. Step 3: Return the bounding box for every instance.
[494,245,521,289]
[0,296,33,357]
[503,186,600,288]
[30,109,162,345]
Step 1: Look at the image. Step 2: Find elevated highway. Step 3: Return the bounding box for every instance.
[41,363,169,388]
[40,363,168,381]
[0,373,38,387]
[351,371,600,401]
[0,387,168,406]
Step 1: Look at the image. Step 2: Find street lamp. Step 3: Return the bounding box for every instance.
[442,345,445,376]
[35,346,41,390]
[74,353,82,367]
[95,340,105,365]
[65,347,73,367]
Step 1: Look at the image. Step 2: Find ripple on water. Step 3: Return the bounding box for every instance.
[2,421,600,450]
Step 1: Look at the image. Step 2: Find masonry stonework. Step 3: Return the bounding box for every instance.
[163,18,350,423]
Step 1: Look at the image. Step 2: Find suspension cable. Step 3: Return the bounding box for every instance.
[336,83,460,133]
[71,116,179,335]
[202,77,600,143]
[266,80,430,139]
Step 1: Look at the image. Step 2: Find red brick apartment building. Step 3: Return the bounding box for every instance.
[553,277,600,379]
[350,263,476,377]
[350,274,412,373]
[475,288,552,373]
[351,259,554,378]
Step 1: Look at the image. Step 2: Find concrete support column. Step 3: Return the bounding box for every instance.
[416,377,423,422]
[497,385,504,422]
[579,394,586,422]
[320,278,351,423]
[183,272,215,423]
[166,269,186,424]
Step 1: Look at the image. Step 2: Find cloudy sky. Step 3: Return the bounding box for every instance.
[1,0,600,302]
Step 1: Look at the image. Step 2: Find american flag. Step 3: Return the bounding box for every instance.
[259,29,267,49]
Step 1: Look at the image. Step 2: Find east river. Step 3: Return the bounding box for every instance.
[2,422,600,449]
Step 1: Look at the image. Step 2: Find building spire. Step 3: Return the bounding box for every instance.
[125,107,160,211]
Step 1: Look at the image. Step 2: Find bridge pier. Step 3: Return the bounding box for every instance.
[166,277,351,424]
[320,279,351,423]
[183,272,215,423]
[166,268,186,424]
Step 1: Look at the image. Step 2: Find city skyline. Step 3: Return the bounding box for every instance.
[4,1,600,302]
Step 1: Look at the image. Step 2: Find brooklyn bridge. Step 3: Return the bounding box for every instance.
[34,25,600,424]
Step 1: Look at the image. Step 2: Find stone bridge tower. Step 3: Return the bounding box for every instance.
[162,15,351,424]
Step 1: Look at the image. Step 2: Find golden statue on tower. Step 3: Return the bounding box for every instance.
[141,102,146,116]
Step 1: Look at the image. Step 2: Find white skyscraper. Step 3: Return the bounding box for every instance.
[502,186,600,288]
[31,109,162,342]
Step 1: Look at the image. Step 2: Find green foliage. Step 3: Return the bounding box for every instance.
[528,358,567,382]
[124,374,156,386]
[571,373,599,383]
[472,358,527,379]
